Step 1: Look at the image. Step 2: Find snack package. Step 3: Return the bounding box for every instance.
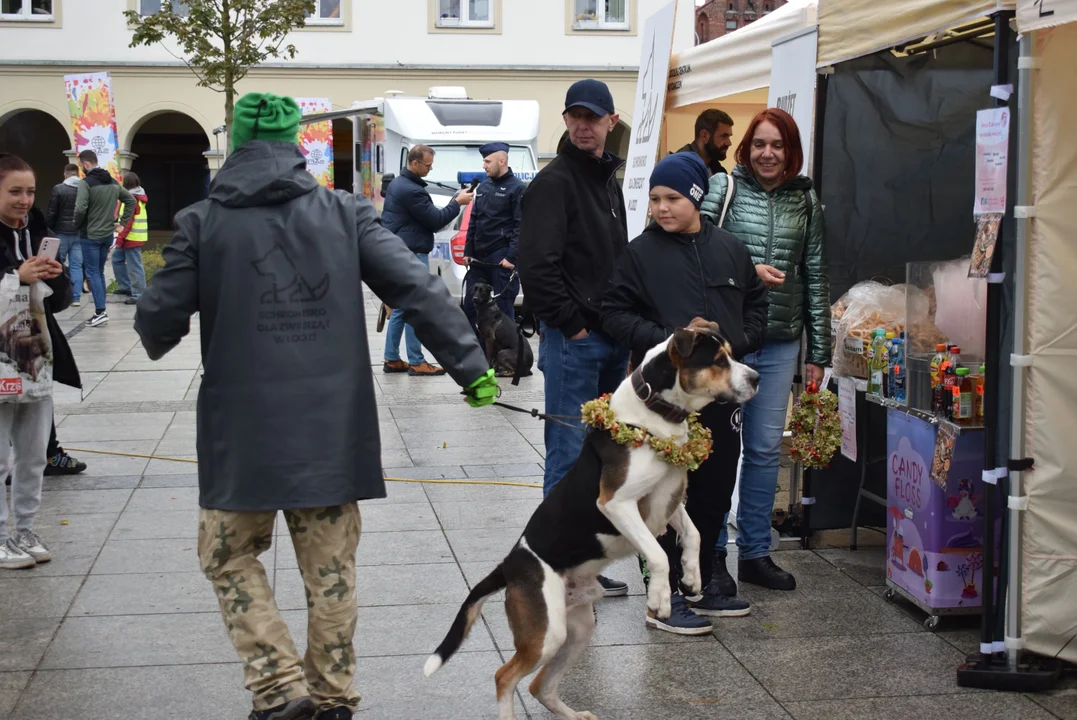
[831,281,906,379]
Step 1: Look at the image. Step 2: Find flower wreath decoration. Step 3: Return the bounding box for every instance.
[789,384,842,469]
[580,394,713,471]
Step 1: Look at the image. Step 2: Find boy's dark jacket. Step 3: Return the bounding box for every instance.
[601,217,768,369]
[0,207,80,390]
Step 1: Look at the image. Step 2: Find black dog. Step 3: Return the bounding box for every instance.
[471,282,533,379]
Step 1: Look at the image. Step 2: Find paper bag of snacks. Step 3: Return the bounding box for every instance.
[831,281,906,378]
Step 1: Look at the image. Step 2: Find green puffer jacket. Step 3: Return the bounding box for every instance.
[700,165,831,366]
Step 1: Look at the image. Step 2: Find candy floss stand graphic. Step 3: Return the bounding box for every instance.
[297,97,334,189]
[64,72,122,181]
[885,409,994,626]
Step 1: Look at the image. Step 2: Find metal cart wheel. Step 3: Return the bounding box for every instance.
[924,615,940,631]
[883,588,897,601]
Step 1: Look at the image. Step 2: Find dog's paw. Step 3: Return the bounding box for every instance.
[682,564,703,597]
[574,712,599,720]
[647,583,673,620]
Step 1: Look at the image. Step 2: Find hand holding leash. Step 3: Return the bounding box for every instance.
[464,368,500,408]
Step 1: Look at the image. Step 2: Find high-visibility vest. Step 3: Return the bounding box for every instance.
[128,199,148,244]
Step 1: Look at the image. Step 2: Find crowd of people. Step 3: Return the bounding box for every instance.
[0,78,830,719]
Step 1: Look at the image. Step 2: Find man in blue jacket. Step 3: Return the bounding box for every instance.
[381,144,473,376]
[463,142,524,331]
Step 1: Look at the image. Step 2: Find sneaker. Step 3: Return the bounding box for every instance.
[315,708,353,720]
[248,697,316,720]
[124,297,138,305]
[689,589,751,618]
[0,538,36,569]
[645,594,713,635]
[71,301,81,307]
[382,360,409,374]
[12,530,50,564]
[739,556,797,591]
[114,288,131,296]
[407,361,447,376]
[598,574,628,597]
[88,311,108,327]
[45,450,87,476]
[711,551,738,597]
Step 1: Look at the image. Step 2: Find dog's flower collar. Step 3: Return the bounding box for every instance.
[580,395,712,471]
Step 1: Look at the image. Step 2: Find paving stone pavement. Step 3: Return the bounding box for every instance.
[2,295,1073,719]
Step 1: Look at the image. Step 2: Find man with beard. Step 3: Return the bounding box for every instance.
[675,108,734,176]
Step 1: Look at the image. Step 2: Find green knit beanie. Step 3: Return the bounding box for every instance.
[230,92,302,151]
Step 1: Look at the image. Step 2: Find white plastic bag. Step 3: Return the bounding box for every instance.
[831,281,906,379]
[0,272,54,402]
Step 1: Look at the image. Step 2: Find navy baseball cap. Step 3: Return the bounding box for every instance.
[479,142,509,157]
[564,79,615,117]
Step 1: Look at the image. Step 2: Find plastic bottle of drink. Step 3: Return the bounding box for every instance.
[868,329,888,397]
[929,343,947,412]
[953,367,974,424]
[975,364,986,423]
[889,338,906,403]
[941,362,959,420]
[949,345,962,371]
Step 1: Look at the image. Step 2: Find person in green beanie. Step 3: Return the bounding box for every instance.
[134,91,499,720]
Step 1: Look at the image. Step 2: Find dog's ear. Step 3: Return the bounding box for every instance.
[687,317,721,339]
[669,328,698,366]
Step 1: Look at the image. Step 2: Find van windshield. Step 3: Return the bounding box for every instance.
[424,145,536,186]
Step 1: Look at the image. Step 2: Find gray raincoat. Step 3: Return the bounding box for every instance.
[134,141,489,511]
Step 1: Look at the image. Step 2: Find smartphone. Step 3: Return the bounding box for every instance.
[38,237,60,261]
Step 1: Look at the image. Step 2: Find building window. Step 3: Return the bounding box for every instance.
[726,18,737,30]
[437,0,493,28]
[139,0,188,16]
[574,0,629,31]
[306,0,342,24]
[0,0,53,20]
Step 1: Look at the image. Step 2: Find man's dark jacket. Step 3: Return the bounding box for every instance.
[46,177,81,235]
[380,167,460,254]
[602,218,768,369]
[675,142,726,176]
[518,142,627,339]
[464,169,525,263]
[134,142,488,512]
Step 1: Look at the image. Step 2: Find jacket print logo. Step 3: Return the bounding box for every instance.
[251,242,330,305]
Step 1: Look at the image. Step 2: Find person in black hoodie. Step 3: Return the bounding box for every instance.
[602,152,768,635]
[518,78,632,598]
[0,153,80,570]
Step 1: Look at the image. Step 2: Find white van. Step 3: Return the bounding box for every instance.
[300,87,540,306]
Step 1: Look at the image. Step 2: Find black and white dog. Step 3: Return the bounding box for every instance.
[425,318,760,719]
[471,281,533,379]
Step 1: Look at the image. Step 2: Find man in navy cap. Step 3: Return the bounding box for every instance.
[517,78,631,598]
[462,142,525,337]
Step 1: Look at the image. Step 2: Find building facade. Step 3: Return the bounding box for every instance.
[695,0,786,45]
[0,0,694,226]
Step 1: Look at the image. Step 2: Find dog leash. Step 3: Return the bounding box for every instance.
[493,400,584,431]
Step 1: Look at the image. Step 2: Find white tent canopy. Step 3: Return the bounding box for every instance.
[666,0,817,109]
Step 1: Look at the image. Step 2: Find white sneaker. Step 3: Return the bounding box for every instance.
[0,538,36,569]
[89,311,108,327]
[71,301,81,307]
[13,530,51,563]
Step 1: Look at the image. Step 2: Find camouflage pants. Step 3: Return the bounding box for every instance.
[198,504,363,712]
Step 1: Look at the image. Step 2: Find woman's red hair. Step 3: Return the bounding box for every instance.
[734,107,804,186]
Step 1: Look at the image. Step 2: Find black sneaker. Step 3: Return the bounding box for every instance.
[689,589,751,618]
[315,708,353,720]
[88,311,108,327]
[248,697,316,720]
[114,288,131,296]
[645,594,713,635]
[598,574,628,597]
[739,556,797,591]
[711,551,738,597]
[124,297,138,305]
[44,450,87,476]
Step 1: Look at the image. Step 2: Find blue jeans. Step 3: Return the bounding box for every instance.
[112,246,146,299]
[383,253,429,365]
[79,238,110,313]
[538,325,629,496]
[56,233,83,303]
[718,339,800,560]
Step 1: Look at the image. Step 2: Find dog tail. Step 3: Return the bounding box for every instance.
[424,563,507,677]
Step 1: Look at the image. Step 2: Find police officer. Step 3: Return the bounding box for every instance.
[463,142,525,326]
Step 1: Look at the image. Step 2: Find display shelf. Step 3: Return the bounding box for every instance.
[864,393,984,434]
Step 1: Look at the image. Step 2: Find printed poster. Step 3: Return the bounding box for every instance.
[296,97,334,189]
[970,212,1003,278]
[63,72,122,181]
[974,108,1010,215]
[838,376,857,461]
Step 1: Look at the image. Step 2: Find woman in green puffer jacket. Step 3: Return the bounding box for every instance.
[699,107,831,594]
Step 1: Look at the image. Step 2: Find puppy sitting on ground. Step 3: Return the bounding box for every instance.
[424,318,760,720]
[471,281,533,379]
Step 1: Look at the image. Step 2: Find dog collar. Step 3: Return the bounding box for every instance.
[631,367,691,424]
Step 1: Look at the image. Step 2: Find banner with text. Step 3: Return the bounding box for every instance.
[63,72,122,181]
[1017,0,1077,32]
[297,97,335,189]
[768,27,818,177]
[623,0,678,241]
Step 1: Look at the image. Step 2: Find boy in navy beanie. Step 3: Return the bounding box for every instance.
[600,151,770,635]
